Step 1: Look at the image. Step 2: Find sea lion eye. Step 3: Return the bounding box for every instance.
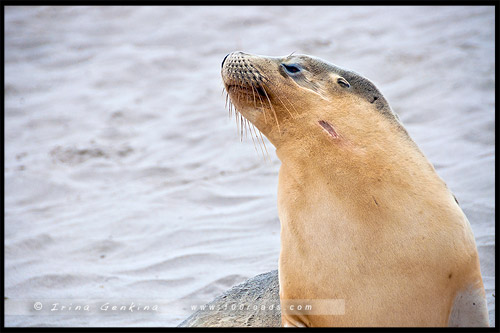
[283,64,301,74]
[337,77,350,88]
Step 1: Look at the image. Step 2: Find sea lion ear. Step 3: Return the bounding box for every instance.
[337,77,350,89]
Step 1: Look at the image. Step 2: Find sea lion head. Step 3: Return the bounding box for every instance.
[221,51,406,159]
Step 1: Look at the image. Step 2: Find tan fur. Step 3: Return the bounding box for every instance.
[221,51,488,327]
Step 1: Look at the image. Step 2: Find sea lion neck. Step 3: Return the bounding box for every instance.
[275,111,441,204]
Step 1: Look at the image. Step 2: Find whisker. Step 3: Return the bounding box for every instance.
[251,82,270,125]
[245,118,250,140]
[240,112,244,141]
[249,122,267,161]
[235,110,240,139]
[257,127,270,163]
[250,82,258,109]
[254,85,268,125]
[263,82,294,120]
[281,93,299,117]
[223,80,271,162]
[248,120,260,156]
[225,91,231,118]
[260,84,281,137]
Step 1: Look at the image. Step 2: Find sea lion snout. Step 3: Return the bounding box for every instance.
[221,52,267,97]
[221,51,248,68]
[221,53,229,68]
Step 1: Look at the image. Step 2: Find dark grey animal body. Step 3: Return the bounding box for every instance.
[178,270,281,327]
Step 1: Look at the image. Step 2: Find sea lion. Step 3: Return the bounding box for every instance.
[178,270,281,327]
[220,51,489,327]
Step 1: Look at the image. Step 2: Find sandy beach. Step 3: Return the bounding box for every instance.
[4,6,495,327]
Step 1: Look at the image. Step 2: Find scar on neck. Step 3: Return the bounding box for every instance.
[318,120,339,139]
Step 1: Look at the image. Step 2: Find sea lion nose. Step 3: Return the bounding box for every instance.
[222,53,230,68]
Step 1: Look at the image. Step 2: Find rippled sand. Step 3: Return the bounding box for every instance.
[4,6,494,327]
